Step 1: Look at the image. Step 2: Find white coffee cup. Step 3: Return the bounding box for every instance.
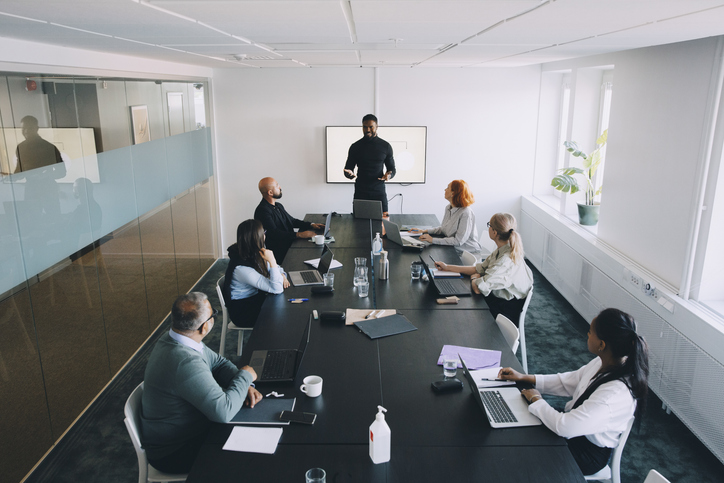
[313,235,325,245]
[300,375,323,397]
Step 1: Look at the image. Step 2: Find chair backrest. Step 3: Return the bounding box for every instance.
[519,285,533,328]
[518,286,533,374]
[495,314,519,353]
[460,250,477,266]
[216,276,232,326]
[124,382,148,483]
[643,469,670,483]
[610,417,636,483]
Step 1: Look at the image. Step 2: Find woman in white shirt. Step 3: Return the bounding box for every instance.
[498,308,649,476]
[433,212,532,324]
[410,179,483,259]
[222,219,289,328]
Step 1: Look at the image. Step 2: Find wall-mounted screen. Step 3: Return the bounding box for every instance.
[326,126,427,184]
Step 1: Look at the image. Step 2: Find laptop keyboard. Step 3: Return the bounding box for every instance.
[436,279,458,292]
[261,350,296,379]
[401,236,423,245]
[300,270,321,284]
[480,390,518,423]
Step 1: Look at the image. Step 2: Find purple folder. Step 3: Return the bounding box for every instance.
[437,345,501,370]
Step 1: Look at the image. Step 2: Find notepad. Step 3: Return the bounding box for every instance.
[228,397,296,425]
[223,426,283,454]
[469,367,516,388]
[354,313,417,339]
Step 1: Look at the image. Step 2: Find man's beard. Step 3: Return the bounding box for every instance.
[272,190,283,199]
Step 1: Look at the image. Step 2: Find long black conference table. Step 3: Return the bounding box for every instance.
[187,214,585,482]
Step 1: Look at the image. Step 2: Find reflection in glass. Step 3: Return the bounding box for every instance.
[98,220,151,374]
[196,178,217,270]
[171,190,202,293]
[29,257,110,439]
[0,288,53,483]
[139,202,179,326]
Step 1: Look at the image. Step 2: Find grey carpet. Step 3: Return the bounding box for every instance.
[22,260,723,483]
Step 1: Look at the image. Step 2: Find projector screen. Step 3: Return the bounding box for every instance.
[326,126,427,184]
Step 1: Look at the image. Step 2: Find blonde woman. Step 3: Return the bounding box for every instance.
[434,212,532,324]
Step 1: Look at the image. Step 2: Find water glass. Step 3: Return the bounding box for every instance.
[354,266,368,287]
[306,468,326,483]
[354,258,367,287]
[358,280,370,297]
[323,273,334,288]
[411,262,423,280]
[443,356,458,378]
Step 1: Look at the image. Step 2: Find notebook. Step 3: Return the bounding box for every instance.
[382,219,428,250]
[418,255,471,297]
[229,397,296,425]
[354,313,417,339]
[353,199,384,220]
[250,319,311,383]
[460,356,542,429]
[289,245,334,286]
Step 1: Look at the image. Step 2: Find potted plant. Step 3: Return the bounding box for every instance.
[551,129,607,225]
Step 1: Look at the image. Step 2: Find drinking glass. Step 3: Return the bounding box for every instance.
[354,258,367,287]
[323,273,334,288]
[355,266,368,287]
[411,262,423,280]
[358,280,370,297]
[306,468,326,483]
[443,356,458,378]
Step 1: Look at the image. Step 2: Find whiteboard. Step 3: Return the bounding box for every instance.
[326,126,427,184]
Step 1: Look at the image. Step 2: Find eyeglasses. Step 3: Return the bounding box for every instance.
[202,308,219,327]
[486,222,491,228]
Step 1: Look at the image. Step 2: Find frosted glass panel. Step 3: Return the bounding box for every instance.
[94,147,138,238]
[166,130,199,195]
[0,178,26,293]
[130,137,169,215]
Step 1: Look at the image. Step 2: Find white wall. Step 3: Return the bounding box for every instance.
[211,66,541,250]
[542,37,723,290]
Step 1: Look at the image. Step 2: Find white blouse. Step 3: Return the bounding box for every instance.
[473,244,532,300]
[528,357,636,448]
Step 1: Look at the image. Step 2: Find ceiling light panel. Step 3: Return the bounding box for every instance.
[351,0,540,43]
[158,0,351,43]
[465,0,724,45]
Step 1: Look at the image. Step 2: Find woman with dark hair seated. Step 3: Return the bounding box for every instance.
[434,212,532,324]
[498,308,649,476]
[222,219,289,328]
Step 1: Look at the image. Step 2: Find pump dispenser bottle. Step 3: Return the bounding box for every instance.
[372,233,382,254]
[369,405,390,464]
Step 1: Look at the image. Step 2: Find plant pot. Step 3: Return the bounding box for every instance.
[577,202,600,226]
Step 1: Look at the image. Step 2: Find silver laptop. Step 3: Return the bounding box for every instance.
[353,199,383,220]
[288,245,334,286]
[382,219,428,250]
[460,356,542,429]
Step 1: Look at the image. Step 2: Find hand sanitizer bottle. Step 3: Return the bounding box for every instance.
[369,405,390,464]
[372,233,382,254]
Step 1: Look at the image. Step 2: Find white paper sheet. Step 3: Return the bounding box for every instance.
[222,426,283,454]
[469,367,516,388]
[304,258,343,269]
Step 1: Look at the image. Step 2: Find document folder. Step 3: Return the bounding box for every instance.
[354,313,417,339]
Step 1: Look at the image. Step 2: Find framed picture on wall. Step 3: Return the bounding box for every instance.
[130,105,151,144]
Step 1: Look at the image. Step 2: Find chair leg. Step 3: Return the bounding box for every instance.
[219,321,228,358]
[236,330,244,357]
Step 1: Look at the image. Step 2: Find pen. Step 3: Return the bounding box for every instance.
[375,310,385,318]
[288,298,309,303]
[429,255,437,265]
[365,310,377,319]
[481,378,508,382]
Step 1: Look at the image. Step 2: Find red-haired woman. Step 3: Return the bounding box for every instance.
[411,180,483,258]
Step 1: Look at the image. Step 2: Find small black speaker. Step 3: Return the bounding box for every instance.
[319,311,345,323]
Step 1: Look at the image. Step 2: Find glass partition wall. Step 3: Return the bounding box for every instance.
[0,74,216,483]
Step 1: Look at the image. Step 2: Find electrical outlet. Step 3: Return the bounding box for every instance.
[624,268,642,289]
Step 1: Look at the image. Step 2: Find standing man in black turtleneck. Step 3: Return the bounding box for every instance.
[343,114,396,217]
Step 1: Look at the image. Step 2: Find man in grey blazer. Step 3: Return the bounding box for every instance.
[141,292,262,473]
